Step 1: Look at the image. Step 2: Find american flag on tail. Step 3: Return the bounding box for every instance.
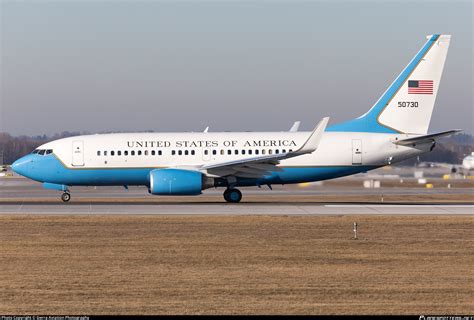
[408,80,433,94]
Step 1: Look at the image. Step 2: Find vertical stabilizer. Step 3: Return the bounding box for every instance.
[329,34,451,134]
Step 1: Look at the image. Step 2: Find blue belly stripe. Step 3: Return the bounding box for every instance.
[21,154,378,187]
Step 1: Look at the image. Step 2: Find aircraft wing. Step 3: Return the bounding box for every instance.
[200,117,329,178]
[393,129,461,146]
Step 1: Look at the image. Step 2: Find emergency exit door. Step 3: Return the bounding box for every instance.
[352,139,362,165]
[72,140,84,166]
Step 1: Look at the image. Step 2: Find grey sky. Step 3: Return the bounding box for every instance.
[1,0,472,135]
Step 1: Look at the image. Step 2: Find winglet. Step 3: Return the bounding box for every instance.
[289,121,301,132]
[294,117,329,154]
[203,126,209,133]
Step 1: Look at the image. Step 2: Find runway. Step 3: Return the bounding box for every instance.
[0,202,472,215]
[1,177,472,215]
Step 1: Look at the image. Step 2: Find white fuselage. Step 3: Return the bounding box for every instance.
[41,131,429,171]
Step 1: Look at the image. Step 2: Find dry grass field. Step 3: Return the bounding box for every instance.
[0,214,473,315]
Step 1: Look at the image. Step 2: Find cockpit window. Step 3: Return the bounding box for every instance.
[31,149,53,155]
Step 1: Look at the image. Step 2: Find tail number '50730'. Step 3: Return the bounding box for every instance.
[398,101,419,108]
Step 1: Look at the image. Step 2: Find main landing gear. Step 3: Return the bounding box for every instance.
[61,192,71,202]
[223,188,242,203]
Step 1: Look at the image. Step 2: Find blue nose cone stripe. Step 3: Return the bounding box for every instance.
[11,157,27,176]
[11,160,20,173]
[10,154,37,179]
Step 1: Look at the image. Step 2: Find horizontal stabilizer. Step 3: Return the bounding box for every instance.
[394,129,462,146]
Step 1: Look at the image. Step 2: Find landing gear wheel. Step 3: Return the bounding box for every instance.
[223,188,242,203]
[61,192,71,202]
[223,189,231,202]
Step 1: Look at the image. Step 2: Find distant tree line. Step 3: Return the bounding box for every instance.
[0,131,472,166]
[399,143,469,166]
[398,133,473,166]
[0,131,82,165]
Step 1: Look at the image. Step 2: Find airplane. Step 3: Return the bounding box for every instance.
[462,152,474,172]
[12,34,460,203]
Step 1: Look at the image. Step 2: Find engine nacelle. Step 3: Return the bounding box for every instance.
[149,169,212,195]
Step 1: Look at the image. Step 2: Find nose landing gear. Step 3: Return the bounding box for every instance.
[61,192,71,202]
[223,188,242,203]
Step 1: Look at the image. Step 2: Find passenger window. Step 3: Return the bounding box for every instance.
[104,151,107,156]
[242,150,245,155]
[172,150,176,155]
[204,150,208,155]
[131,150,135,156]
[111,151,115,156]
[282,149,286,153]
[118,151,121,156]
[124,150,128,156]
[234,150,238,155]
[275,149,279,154]
[268,150,273,155]
[97,151,101,156]
[262,150,266,155]
[191,150,195,155]
[212,150,217,155]
[158,150,162,156]
[144,150,148,156]
[255,150,259,155]
[185,150,189,155]
[248,150,252,155]
[138,150,142,156]
[151,150,155,156]
[227,150,231,155]
[178,150,182,156]
[289,149,293,152]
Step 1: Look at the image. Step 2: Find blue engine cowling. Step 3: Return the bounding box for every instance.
[149,169,204,195]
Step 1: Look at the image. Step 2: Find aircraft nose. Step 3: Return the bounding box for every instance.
[11,159,21,174]
[11,156,31,176]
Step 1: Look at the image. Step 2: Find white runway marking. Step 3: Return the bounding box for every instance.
[325,205,473,207]
[324,204,473,215]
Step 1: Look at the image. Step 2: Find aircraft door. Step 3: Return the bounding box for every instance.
[352,139,362,165]
[72,140,85,166]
